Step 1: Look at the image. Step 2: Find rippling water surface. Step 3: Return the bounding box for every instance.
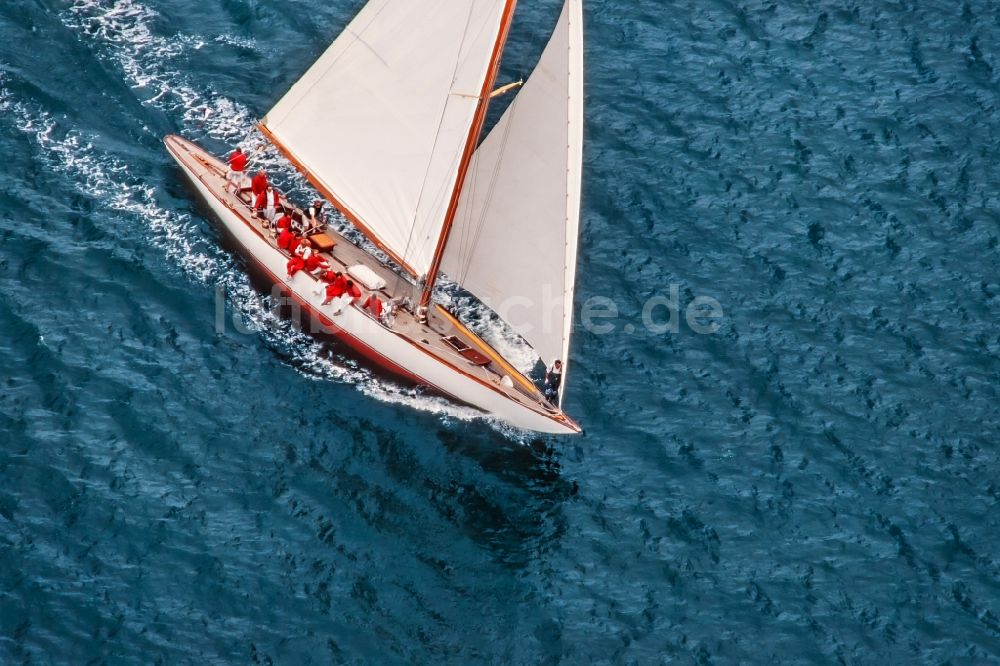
[2,0,999,663]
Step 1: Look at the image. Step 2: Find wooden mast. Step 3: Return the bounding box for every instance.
[418,0,518,310]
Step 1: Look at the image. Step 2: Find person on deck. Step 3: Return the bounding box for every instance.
[362,294,383,320]
[543,359,563,403]
[302,200,326,234]
[255,185,281,224]
[326,279,362,315]
[321,272,347,305]
[225,147,247,194]
[286,255,306,279]
[305,250,329,276]
[263,205,285,231]
[345,279,362,304]
[277,227,297,252]
[294,239,312,259]
[250,170,268,198]
[274,209,294,236]
[313,270,338,296]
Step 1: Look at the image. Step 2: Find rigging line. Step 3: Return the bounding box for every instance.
[454,76,516,277]
[453,87,503,281]
[419,0,518,309]
[397,2,489,275]
[453,149,479,283]
[464,102,516,283]
[455,155,483,285]
[456,93,519,286]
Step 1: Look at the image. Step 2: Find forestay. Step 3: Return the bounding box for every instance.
[261,0,508,277]
[441,0,583,398]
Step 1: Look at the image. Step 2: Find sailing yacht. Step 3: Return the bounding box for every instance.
[164,0,584,434]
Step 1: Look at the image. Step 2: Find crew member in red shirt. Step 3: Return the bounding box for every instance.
[322,273,347,305]
[250,170,268,198]
[362,294,383,320]
[345,279,362,304]
[286,255,306,279]
[277,228,296,251]
[274,210,294,234]
[305,251,329,276]
[255,185,281,224]
[294,239,311,258]
[226,147,248,194]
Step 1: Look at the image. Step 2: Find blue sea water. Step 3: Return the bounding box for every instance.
[2,0,1000,663]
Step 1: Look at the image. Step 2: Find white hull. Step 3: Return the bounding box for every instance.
[165,135,580,434]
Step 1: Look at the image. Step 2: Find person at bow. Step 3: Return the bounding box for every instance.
[225,146,247,194]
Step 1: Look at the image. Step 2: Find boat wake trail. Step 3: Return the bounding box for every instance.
[26,1,536,435]
[0,73,220,283]
[63,0,253,142]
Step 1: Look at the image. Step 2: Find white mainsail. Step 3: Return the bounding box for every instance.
[442,0,584,397]
[261,0,509,277]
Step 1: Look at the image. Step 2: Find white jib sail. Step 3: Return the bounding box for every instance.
[261,0,508,277]
[442,0,583,400]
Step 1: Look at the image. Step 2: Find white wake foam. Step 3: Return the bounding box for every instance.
[1,77,220,283]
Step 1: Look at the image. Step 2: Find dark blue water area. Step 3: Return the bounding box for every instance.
[1,0,999,663]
